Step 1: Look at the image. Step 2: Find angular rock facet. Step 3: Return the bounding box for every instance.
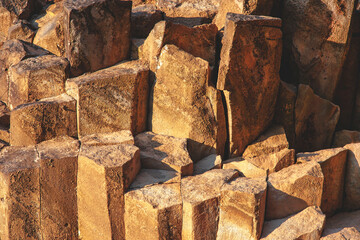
[132,4,163,38]
[193,154,222,175]
[223,157,268,178]
[81,130,134,147]
[333,130,360,147]
[343,143,360,210]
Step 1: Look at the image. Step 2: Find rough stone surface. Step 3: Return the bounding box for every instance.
[343,143,360,210]
[7,20,35,42]
[181,169,239,240]
[321,210,360,238]
[0,127,9,144]
[274,81,297,147]
[131,38,145,60]
[63,0,131,76]
[0,146,40,240]
[223,157,268,178]
[281,0,355,100]
[78,144,140,240]
[135,132,193,176]
[261,206,326,240]
[81,130,134,147]
[125,183,182,240]
[297,148,348,215]
[193,154,222,175]
[266,161,324,220]
[66,60,149,137]
[0,0,41,20]
[217,14,282,157]
[132,4,163,38]
[321,227,360,239]
[0,7,17,38]
[129,169,181,190]
[295,84,340,152]
[139,21,218,70]
[8,54,69,110]
[333,130,360,147]
[217,177,267,240]
[10,93,77,146]
[151,44,226,161]
[37,136,80,239]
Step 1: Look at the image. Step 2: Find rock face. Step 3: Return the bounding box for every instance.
[37,136,80,239]
[132,4,163,38]
[261,206,326,240]
[217,177,267,240]
[343,143,360,210]
[0,0,41,20]
[66,60,149,137]
[333,130,360,147]
[321,227,360,240]
[78,144,140,240]
[223,157,268,178]
[0,146,40,240]
[321,210,360,237]
[295,84,340,152]
[181,169,239,240]
[63,0,131,76]
[217,13,282,157]
[10,94,77,146]
[81,130,134,146]
[139,21,217,70]
[266,161,324,220]
[193,154,222,175]
[151,44,226,161]
[297,148,348,216]
[135,132,193,176]
[7,20,35,42]
[281,0,355,100]
[8,55,69,110]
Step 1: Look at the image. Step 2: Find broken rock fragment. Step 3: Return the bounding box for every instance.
[217,177,267,240]
[132,4,163,38]
[78,144,140,240]
[217,13,282,157]
[10,93,77,146]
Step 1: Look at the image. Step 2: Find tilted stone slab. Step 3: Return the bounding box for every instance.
[217,14,282,157]
[10,93,77,146]
[66,60,149,137]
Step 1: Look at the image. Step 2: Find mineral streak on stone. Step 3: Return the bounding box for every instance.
[266,161,324,220]
[10,93,77,146]
[181,169,239,240]
[78,144,140,240]
[139,21,218,70]
[297,148,348,216]
[81,130,134,147]
[217,13,282,157]
[223,157,268,178]
[0,146,40,240]
[66,60,149,137]
[217,177,267,240]
[332,130,360,147]
[342,143,360,210]
[281,0,355,100]
[63,0,131,76]
[125,183,182,240]
[37,136,80,239]
[8,55,70,110]
[134,132,193,176]
[261,206,326,240]
[295,84,340,152]
[151,44,226,161]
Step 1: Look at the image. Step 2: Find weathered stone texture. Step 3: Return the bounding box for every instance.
[132,4,163,38]
[333,130,360,147]
[193,154,222,175]
[66,60,149,137]
[7,20,35,42]
[81,130,134,147]
[343,143,360,210]
[223,157,268,178]
[321,210,360,238]
[63,0,131,76]
[217,14,282,157]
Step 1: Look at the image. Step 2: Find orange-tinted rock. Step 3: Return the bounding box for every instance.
[8,55,69,110]
[181,169,239,240]
[274,81,297,147]
[131,38,145,60]
[63,0,131,76]
[343,143,360,210]
[223,157,268,178]
[213,0,274,29]
[139,21,217,70]
[295,84,340,152]
[151,44,226,161]
[10,94,77,146]
[0,7,17,38]
[333,130,360,147]
[0,127,9,144]
[0,0,41,20]
[194,154,222,174]
[125,183,182,239]
[321,227,360,240]
[78,144,140,240]
[281,0,355,100]
[7,20,35,42]
[66,60,149,137]
[135,131,193,176]
[37,136,80,239]
[217,177,267,240]
[261,206,325,240]
[217,14,282,157]
[0,146,41,240]
[132,4,163,38]
[81,130,134,147]
[266,161,324,220]
[129,168,181,190]
[297,148,348,216]
[321,210,360,238]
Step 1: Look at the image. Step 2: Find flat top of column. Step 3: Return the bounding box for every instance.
[226,13,282,27]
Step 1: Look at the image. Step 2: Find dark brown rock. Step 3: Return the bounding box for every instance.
[0,0,41,20]
[132,4,163,38]
[63,0,131,76]
[217,14,282,157]
[333,130,360,147]
[7,20,35,42]
[295,84,340,152]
